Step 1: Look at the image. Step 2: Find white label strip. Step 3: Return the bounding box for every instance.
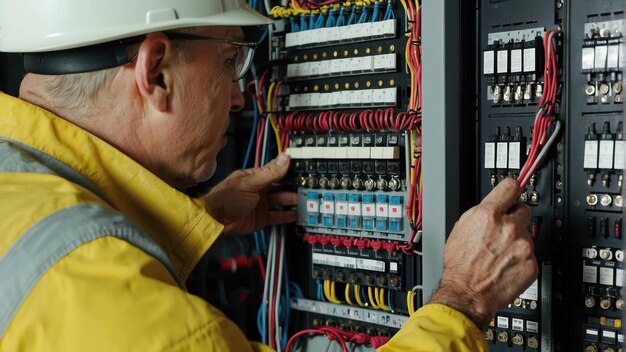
[603,330,617,339]
[512,318,524,331]
[583,264,598,284]
[614,140,626,170]
[600,266,615,286]
[290,298,409,329]
[527,320,539,333]
[598,140,615,169]
[496,142,508,169]
[497,316,509,329]
[508,141,521,169]
[519,279,539,301]
[616,268,624,287]
[484,142,496,169]
[484,51,495,75]
[524,48,536,72]
[312,253,357,269]
[356,258,386,272]
[595,45,608,70]
[582,47,595,71]
[497,50,509,73]
[510,49,523,73]
[584,140,599,169]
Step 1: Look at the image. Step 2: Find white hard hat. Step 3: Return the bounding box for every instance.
[0,0,272,52]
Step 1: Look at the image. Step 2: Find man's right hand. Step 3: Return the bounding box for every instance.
[428,178,538,330]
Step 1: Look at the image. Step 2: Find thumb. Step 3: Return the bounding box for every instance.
[242,153,291,191]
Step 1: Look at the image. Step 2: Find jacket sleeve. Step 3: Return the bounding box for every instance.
[377,304,489,352]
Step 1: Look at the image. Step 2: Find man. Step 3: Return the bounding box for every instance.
[0,1,537,351]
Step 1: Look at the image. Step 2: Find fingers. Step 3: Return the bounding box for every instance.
[269,192,298,207]
[480,178,521,214]
[241,153,291,191]
[507,203,532,225]
[267,210,297,226]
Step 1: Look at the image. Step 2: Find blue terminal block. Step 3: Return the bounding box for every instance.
[375,194,388,231]
[335,193,348,228]
[348,193,361,229]
[322,193,335,227]
[306,191,320,225]
[388,195,403,232]
[361,194,375,230]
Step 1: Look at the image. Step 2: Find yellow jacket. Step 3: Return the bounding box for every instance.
[0,92,486,351]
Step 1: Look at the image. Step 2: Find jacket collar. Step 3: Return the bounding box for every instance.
[0,92,223,281]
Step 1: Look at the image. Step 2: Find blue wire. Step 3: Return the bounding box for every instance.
[387,289,393,311]
[260,229,267,254]
[290,17,299,32]
[257,299,267,343]
[347,5,357,25]
[384,2,395,20]
[253,232,261,255]
[289,282,305,298]
[325,8,336,27]
[335,7,345,26]
[315,11,325,29]
[242,93,259,169]
[300,14,308,31]
[309,13,316,29]
[257,27,269,45]
[371,2,380,23]
[281,263,290,348]
[358,6,369,23]
[317,279,324,301]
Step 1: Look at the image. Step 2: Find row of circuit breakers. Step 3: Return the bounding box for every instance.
[257,1,626,352]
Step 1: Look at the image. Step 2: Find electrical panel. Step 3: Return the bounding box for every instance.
[251,1,424,350]
[568,1,625,352]
[478,0,625,351]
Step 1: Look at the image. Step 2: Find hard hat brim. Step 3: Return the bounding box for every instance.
[0,4,273,52]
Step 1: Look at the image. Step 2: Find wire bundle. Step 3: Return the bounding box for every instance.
[257,226,292,351]
[286,325,391,352]
[278,108,421,133]
[271,0,395,28]
[517,30,562,188]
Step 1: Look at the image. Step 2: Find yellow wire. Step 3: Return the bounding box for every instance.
[266,81,283,154]
[323,279,331,301]
[368,287,380,309]
[354,285,366,307]
[379,288,390,311]
[330,281,343,304]
[406,291,413,315]
[345,284,353,306]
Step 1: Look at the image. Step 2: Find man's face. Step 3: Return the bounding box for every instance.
[152,26,246,188]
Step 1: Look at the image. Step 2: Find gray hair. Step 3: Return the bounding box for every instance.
[41,27,199,114]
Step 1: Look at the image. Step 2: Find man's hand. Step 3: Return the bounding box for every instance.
[428,178,538,330]
[202,153,297,234]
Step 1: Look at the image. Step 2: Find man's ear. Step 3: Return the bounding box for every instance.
[134,32,172,112]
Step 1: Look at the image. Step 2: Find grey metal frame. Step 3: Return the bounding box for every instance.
[421,0,463,301]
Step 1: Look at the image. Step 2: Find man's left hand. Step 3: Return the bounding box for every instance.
[202,153,297,234]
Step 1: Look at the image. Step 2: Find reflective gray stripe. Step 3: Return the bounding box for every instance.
[0,136,110,204]
[0,203,183,336]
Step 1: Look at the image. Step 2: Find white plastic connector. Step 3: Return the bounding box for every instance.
[583,247,598,259]
[599,248,613,261]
